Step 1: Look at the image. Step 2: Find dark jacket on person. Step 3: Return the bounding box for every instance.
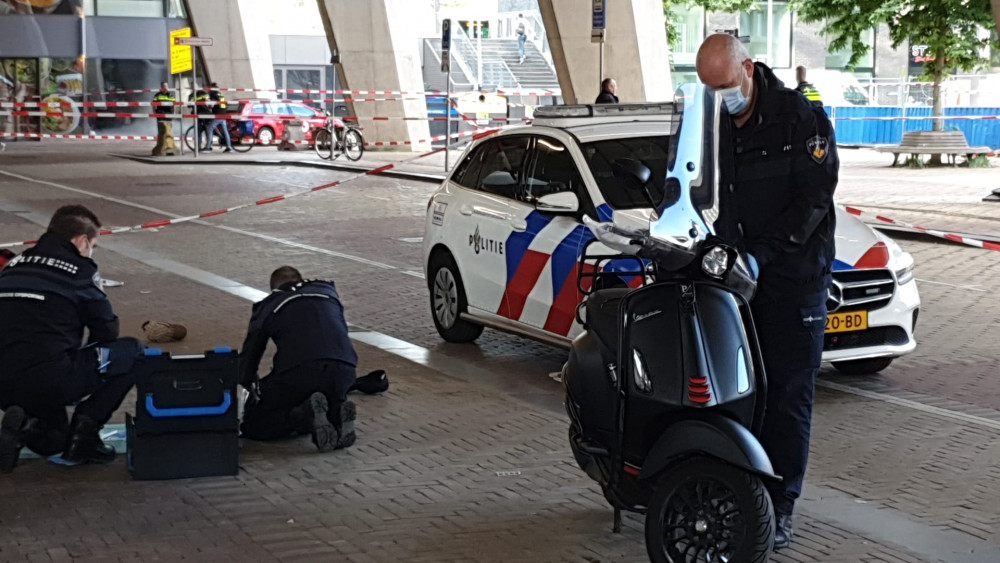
[595,91,619,104]
[718,62,838,294]
[152,89,176,123]
[0,233,119,380]
[189,89,213,115]
[208,89,228,116]
[795,81,823,107]
[240,279,358,386]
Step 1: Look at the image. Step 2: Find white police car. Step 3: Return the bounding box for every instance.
[423,102,920,374]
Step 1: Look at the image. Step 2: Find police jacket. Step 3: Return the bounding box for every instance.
[152,90,176,122]
[209,90,228,116]
[189,90,213,115]
[0,233,119,378]
[719,62,838,294]
[240,279,358,385]
[795,81,823,107]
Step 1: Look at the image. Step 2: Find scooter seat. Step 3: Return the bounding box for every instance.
[585,288,630,357]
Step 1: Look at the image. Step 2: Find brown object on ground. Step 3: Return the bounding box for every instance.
[142,320,188,343]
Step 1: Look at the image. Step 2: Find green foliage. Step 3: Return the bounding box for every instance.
[791,0,998,80]
[904,155,925,168]
[663,0,756,49]
[966,154,992,168]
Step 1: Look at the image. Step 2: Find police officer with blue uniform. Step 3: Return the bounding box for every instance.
[239,266,362,452]
[0,205,143,472]
[697,33,839,549]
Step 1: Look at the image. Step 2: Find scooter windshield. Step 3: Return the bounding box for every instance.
[648,83,724,252]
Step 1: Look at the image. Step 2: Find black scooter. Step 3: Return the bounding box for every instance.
[564,85,777,562]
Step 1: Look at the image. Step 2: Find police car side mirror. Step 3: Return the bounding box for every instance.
[536,191,579,214]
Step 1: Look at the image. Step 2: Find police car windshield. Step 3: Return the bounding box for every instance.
[580,135,677,210]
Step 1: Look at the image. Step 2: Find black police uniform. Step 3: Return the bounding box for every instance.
[239,279,358,440]
[594,91,619,104]
[189,89,212,147]
[0,233,142,455]
[718,62,838,517]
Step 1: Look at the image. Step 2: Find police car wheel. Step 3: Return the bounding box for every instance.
[832,357,893,375]
[428,253,483,343]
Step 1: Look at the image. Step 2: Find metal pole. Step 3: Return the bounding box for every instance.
[177,73,184,155]
[81,10,88,136]
[600,41,604,86]
[445,64,451,171]
[766,0,773,66]
[193,53,198,158]
[476,21,482,90]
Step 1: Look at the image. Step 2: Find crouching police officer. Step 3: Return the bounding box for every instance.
[696,33,838,549]
[240,266,385,452]
[0,205,143,472]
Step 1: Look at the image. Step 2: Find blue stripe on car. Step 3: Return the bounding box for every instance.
[505,211,554,284]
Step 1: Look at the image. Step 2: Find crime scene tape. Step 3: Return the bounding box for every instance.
[0,128,501,250]
[0,109,534,124]
[95,87,561,96]
[844,206,1000,252]
[0,127,485,147]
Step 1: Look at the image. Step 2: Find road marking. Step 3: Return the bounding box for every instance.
[915,278,987,292]
[0,169,407,273]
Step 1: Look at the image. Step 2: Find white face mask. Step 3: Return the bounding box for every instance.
[718,66,750,115]
[85,238,96,259]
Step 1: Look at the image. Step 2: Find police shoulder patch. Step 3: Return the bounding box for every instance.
[806,135,829,164]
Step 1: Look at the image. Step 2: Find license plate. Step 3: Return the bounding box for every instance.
[825,310,867,333]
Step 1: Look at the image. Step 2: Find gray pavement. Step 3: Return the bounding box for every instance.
[0,140,999,561]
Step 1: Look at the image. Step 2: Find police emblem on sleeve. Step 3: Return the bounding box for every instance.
[806,135,829,164]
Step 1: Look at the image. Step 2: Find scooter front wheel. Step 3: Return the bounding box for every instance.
[645,458,774,563]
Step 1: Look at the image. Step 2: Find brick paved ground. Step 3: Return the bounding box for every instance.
[1,141,999,561]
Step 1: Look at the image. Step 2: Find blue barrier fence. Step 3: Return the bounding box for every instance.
[826,106,1000,149]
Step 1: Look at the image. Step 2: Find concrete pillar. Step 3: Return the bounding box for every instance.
[184,0,275,91]
[316,0,433,151]
[539,0,673,104]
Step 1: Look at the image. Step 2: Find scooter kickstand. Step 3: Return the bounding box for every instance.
[612,507,622,533]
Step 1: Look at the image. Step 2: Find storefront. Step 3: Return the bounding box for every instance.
[0,0,192,139]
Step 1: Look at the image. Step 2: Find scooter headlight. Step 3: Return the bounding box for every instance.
[701,246,729,278]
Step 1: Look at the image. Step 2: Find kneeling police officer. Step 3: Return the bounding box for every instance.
[0,205,142,472]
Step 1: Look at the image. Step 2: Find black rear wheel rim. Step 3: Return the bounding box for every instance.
[661,477,744,562]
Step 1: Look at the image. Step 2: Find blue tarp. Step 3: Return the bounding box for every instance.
[827,106,1000,149]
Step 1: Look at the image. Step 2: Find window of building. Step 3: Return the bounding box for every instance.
[825,28,875,72]
[739,2,792,68]
[669,6,705,66]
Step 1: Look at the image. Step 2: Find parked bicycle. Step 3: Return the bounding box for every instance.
[313,112,364,161]
[183,119,255,153]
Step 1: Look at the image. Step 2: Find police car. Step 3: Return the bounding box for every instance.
[423,102,920,375]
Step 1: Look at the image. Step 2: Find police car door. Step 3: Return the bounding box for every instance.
[452,135,532,314]
[499,134,596,337]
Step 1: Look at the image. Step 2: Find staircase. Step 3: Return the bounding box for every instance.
[481,39,560,91]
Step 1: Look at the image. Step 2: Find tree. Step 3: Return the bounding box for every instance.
[793,0,998,135]
[663,0,755,50]
[993,0,1000,37]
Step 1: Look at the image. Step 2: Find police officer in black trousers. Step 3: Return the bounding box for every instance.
[697,33,838,549]
[0,205,143,472]
[240,266,387,452]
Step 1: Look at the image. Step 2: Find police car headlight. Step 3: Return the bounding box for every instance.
[894,253,915,285]
[701,246,729,278]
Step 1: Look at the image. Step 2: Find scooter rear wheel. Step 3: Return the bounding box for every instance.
[645,458,774,563]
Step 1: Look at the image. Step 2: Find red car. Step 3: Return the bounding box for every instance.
[232,99,331,145]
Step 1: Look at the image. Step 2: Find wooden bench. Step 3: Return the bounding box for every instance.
[874,130,992,167]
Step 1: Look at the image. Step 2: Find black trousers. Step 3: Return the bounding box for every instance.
[0,337,143,455]
[240,360,356,441]
[752,287,827,516]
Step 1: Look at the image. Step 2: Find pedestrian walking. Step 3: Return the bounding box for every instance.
[207,82,233,152]
[516,13,528,64]
[696,32,839,550]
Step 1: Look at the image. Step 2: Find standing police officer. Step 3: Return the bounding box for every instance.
[795,66,824,107]
[188,84,213,150]
[0,205,143,472]
[152,81,176,123]
[239,266,363,452]
[207,82,233,152]
[696,33,838,549]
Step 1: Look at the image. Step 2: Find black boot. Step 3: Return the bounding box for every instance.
[287,399,315,436]
[774,513,794,550]
[330,400,356,450]
[62,414,115,464]
[0,406,27,473]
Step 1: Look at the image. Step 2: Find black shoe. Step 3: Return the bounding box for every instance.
[288,398,315,436]
[307,392,337,452]
[62,414,115,464]
[223,147,232,153]
[0,406,27,473]
[774,513,793,550]
[332,400,356,450]
[351,370,389,395]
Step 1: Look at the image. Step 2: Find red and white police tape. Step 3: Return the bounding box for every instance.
[844,206,1000,252]
[0,128,501,250]
[94,87,561,96]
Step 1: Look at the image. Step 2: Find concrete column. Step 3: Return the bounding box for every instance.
[539,0,673,104]
[183,0,275,91]
[317,0,434,151]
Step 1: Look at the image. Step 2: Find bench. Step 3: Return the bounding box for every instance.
[875,130,992,167]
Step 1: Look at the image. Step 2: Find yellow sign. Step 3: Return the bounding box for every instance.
[170,27,193,75]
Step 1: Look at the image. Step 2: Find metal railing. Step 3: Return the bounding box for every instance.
[453,24,520,90]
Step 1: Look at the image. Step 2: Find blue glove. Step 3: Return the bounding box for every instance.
[746,253,759,279]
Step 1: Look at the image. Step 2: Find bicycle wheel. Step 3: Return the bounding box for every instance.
[314,128,334,160]
[183,125,197,152]
[230,127,254,153]
[342,128,364,161]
